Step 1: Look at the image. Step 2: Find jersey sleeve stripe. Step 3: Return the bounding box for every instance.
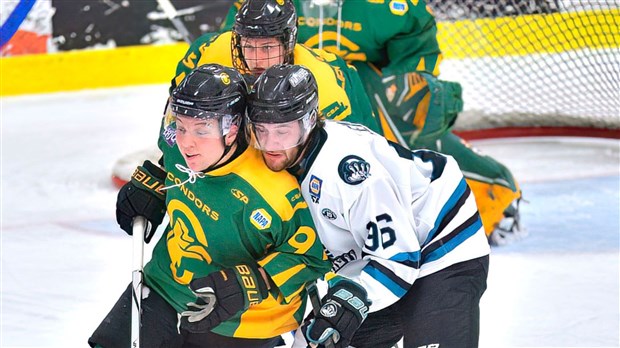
[258,252,280,267]
[271,263,307,287]
[389,251,421,269]
[421,212,484,264]
[284,283,307,304]
[362,260,410,297]
[422,178,470,246]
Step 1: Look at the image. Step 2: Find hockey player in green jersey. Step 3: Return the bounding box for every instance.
[222,0,523,245]
[108,0,383,232]
[88,64,331,348]
[171,0,381,134]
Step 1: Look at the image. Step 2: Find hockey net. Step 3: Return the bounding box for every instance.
[427,0,619,138]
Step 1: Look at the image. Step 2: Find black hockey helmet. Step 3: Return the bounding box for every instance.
[247,64,318,150]
[167,64,248,137]
[232,0,298,73]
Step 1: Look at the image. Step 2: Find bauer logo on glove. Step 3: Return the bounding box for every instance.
[116,160,167,243]
[180,264,269,333]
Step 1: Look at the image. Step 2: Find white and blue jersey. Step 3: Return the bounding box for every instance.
[291,120,490,312]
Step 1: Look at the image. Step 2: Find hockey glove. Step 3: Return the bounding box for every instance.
[302,279,371,348]
[116,160,166,243]
[181,264,269,333]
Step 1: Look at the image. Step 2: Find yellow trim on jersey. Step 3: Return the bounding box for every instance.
[438,8,619,59]
[208,146,308,222]
[235,293,303,337]
[294,45,353,121]
[285,283,307,304]
[258,251,281,267]
[258,253,311,303]
[172,32,236,87]
[432,53,443,76]
[271,264,308,288]
[194,31,235,67]
[415,57,426,72]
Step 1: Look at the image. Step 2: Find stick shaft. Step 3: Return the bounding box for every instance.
[131,216,147,348]
[306,281,335,348]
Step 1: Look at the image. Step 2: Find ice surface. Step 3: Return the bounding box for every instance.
[1,85,618,347]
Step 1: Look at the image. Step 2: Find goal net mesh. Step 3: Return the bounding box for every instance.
[428,0,619,132]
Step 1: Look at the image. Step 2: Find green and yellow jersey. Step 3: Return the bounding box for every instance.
[143,129,331,338]
[221,1,521,239]
[171,31,381,134]
[222,0,442,76]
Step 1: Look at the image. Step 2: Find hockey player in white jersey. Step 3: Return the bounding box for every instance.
[246,64,491,348]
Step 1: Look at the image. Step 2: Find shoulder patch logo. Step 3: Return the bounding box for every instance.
[338,155,371,185]
[163,125,176,147]
[231,188,249,204]
[286,188,304,209]
[309,175,323,203]
[321,208,337,220]
[389,0,408,15]
[250,208,272,230]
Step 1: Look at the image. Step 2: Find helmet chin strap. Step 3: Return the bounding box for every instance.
[287,127,321,174]
[205,116,246,171]
[207,135,236,172]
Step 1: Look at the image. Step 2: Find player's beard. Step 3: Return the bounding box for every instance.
[262,146,300,172]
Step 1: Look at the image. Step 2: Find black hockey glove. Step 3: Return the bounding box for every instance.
[302,279,371,348]
[116,160,166,243]
[180,264,269,333]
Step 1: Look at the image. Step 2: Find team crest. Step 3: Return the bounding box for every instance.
[320,300,339,318]
[250,208,272,230]
[389,0,408,15]
[338,155,371,185]
[321,208,337,220]
[309,175,323,203]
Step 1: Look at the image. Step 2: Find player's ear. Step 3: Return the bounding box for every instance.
[225,123,240,146]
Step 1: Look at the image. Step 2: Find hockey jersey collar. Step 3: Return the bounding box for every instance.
[288,127,327,183]
[199,141,251,177]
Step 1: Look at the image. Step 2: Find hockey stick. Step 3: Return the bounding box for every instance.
[306,281,336,348]
[156,0,195,44]
[131,216,147,348]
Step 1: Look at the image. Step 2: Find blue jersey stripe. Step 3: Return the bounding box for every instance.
[422,213,483,264]
[389,251,421,269]
[362,260,409,298]
[423,178,469,246]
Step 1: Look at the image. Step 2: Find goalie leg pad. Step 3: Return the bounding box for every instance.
[416,132,522,237]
